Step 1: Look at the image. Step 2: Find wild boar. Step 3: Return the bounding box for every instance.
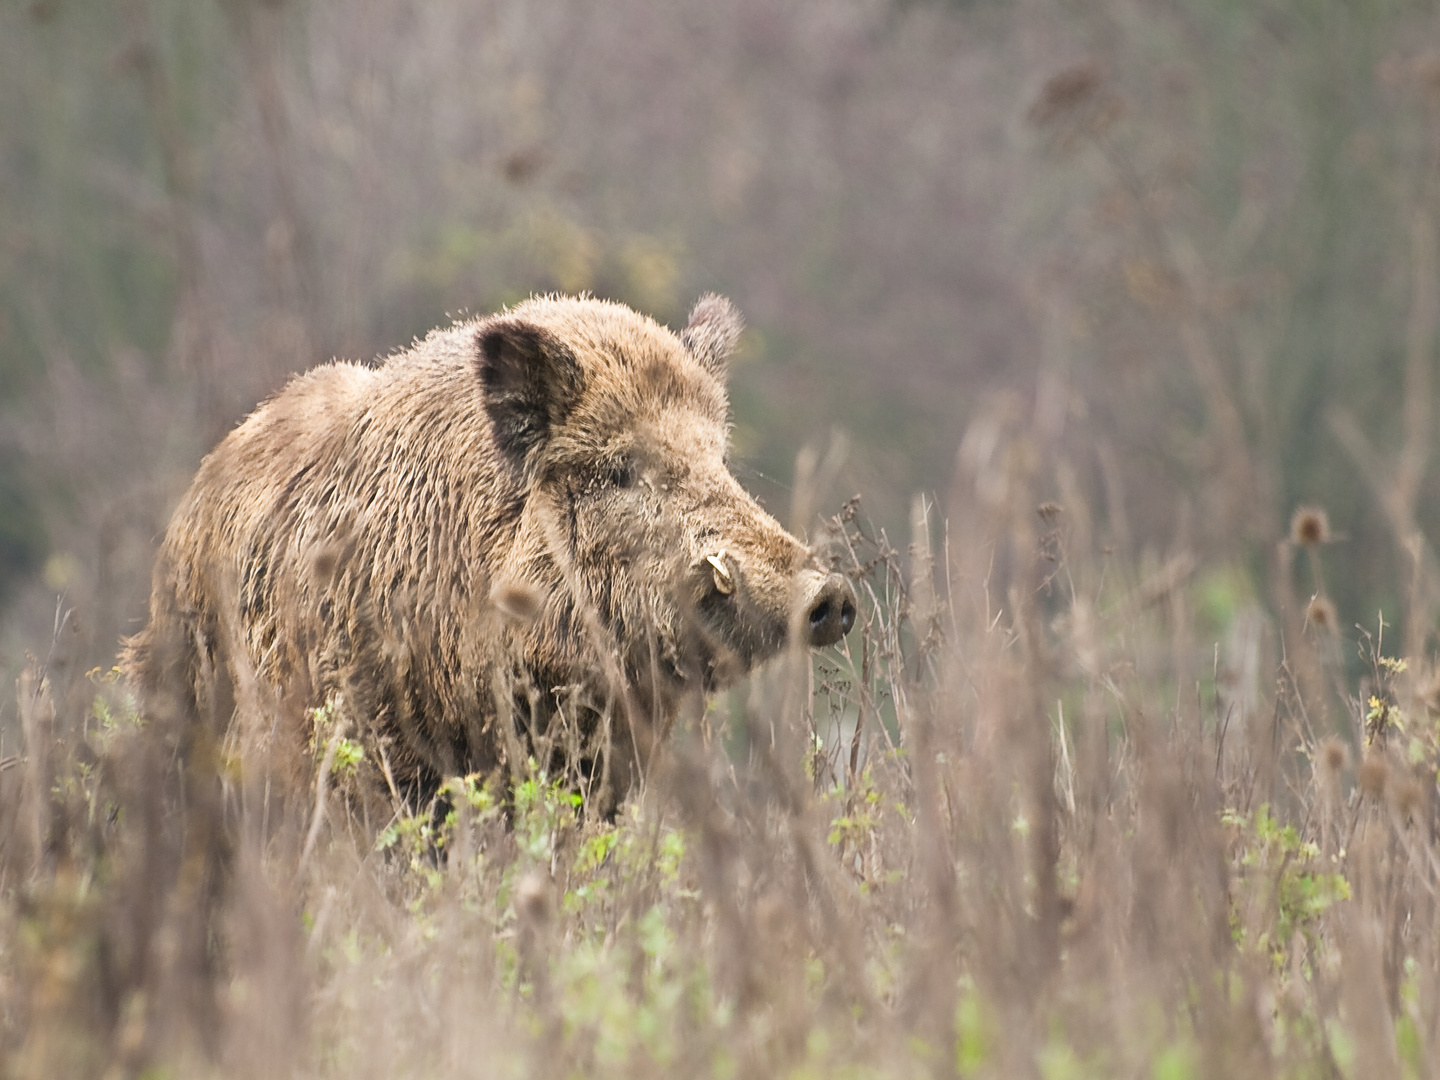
[123,295,856,807]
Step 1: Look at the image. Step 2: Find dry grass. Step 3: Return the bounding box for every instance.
[4,420,1439,1080]
[7,4,1440,1076]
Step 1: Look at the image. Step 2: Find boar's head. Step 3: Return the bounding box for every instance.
[477,294,857,711]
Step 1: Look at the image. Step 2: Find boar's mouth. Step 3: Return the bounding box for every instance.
[676,551,857,692]
[688,585,787,690]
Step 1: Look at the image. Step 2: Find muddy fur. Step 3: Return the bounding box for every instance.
[123,295,852,808]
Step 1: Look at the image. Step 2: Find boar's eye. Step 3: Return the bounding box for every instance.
[603,458,639,489]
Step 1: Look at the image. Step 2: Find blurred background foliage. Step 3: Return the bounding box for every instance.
[4,0,1440,687]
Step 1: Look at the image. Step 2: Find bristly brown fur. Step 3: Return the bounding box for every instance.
[122,295,845,809]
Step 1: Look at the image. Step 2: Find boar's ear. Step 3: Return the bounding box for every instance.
[476,318,585,473]
[680,294,744,379]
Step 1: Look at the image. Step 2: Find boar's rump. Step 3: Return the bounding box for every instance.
[123,294,856,807]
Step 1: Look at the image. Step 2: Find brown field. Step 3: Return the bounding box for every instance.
[6,468,1439,1077]
[5,1,1440,1077]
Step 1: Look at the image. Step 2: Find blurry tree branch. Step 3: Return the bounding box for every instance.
[1328,407,1440,664]
[1077,96,1277,548]
[221,0,321,363]
[118,0,222,425]
[1329,77,1440,665]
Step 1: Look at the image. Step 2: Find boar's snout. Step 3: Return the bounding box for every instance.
[800,571,858,648]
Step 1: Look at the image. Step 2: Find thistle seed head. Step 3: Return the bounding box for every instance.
[1289,506,1331,547]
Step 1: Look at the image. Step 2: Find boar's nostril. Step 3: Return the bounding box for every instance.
[805,573,858,648]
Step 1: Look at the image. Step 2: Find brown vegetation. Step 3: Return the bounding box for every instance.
[7,427,1440,1077]
[6,0,1440,1076]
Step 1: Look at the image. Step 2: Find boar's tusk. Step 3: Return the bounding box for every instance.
[706,553,735,595]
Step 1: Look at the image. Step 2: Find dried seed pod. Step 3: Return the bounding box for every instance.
[1358,752,1389,800]
[1289,506,1331,547]
[1305,594,1337,633]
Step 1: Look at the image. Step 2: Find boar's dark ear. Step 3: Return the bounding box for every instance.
[680,294,743,378]
[476,318,584,473]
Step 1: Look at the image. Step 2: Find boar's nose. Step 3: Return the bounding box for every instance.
[805,573,858,648]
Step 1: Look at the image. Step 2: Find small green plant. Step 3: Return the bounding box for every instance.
[1223,804,1350,970]
[512,762,583,864]
[330,737,364,777]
